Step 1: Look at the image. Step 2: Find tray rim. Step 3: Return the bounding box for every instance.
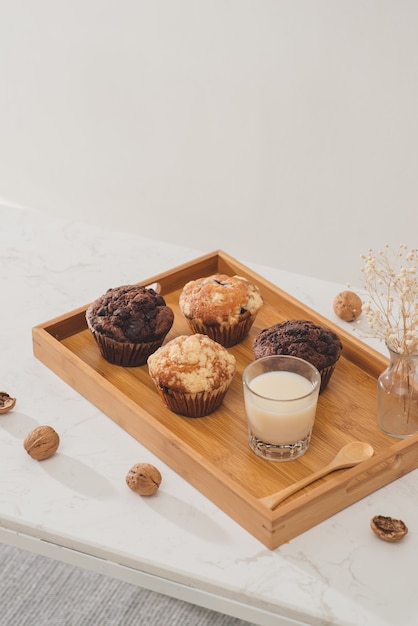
[32,249,418,549]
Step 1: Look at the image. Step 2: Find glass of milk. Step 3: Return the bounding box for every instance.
[243,355,321,461]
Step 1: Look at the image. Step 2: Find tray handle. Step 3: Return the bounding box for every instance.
[345,439,418,499]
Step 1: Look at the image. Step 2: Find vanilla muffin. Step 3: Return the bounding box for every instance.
[86,284,174,366]
[147,334,236,417]
[253,320,342,393]
[179,274,263,347]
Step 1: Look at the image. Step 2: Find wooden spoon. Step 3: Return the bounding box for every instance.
[259,441,374,510]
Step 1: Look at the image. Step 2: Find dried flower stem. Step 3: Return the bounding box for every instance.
[360,244,418,354]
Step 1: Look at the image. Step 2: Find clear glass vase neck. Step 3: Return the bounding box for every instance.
[377,344,418,438]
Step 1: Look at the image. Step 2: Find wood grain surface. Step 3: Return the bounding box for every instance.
[32,251,418,549]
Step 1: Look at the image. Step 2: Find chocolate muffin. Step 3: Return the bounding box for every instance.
[179,274,263,347]
[147,334,236,417]
[86,284,174,366]
[253,320,342,392]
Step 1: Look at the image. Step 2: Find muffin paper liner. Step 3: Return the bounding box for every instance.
[318,364,336,393]
[184,314,256,348]
[150,380,232,418]
[87,322,165,367]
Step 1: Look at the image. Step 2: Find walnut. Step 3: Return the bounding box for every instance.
[126,463,162,496]
[370,515,408,542]
[333,290,362,322]
[0,391,16,414]
[23,425,60,460]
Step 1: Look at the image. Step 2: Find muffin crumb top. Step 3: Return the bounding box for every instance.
[179,274,263,326]
[148,334,236,393]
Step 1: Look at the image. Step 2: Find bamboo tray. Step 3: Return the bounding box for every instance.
[32,251,418,549]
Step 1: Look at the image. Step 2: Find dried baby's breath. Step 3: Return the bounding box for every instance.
[359,244,418,354]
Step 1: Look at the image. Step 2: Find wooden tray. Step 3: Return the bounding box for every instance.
[32,251,418,549]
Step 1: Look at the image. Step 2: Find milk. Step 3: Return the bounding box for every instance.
[244,371,317,445]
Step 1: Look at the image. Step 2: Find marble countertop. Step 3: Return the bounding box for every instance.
[1,203,417,626]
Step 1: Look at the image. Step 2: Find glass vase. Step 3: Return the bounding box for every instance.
[377,345,418,438]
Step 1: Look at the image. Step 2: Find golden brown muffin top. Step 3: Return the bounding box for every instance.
[147,334,236,393]
[179,274,263,327]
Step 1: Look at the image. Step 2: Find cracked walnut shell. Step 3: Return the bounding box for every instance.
[333,290,362,322]
[23,425,60,460]
[370,515,408,542]
[0,391,16,414]
[126,463,162,496]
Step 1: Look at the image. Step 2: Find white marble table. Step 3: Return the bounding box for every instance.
[1,203,417,626]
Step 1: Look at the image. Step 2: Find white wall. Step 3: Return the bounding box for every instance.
[1,1,417,283]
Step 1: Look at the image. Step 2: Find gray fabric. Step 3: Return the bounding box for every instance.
[0,543,253,626]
